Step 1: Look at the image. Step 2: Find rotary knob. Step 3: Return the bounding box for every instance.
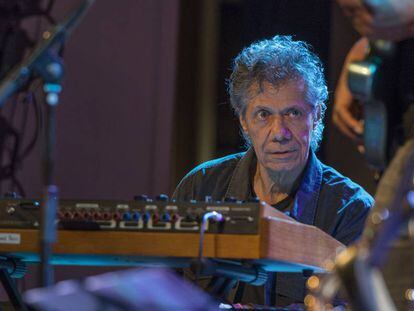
[155,194,169,201]
[3,191,20,198]
[224,197,237,202]
[134,194,149,202]
[248,197,260,203]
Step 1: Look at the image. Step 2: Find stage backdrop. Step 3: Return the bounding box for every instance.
[5,0,179,200]
[0,0,179,297]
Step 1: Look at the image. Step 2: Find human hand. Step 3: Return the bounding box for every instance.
[332,37,368,147]
[337,0,414,41]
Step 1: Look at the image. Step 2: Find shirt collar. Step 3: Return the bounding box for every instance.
[291,150,323,225]
[225,148,323,225]
[224,148,256,200]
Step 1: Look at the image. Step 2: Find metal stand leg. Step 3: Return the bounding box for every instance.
[0,269,28,311]
[206,276,238,301]
[265,272,277,306]
[233,281,245,302]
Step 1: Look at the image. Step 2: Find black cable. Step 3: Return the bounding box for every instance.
[0,0,58,196]
[0,115,20,181]
[19,93,29,142]
[0,80,41,196]
[45,0,55,15]
[10,175,25,197]
[7,93,18,124]
[19,80,42,159]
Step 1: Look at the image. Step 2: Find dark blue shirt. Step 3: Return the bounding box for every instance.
[173,148,374,305]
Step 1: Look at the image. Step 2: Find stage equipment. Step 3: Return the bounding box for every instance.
[0,0,94,289]
[23,268,219,311]
[0,0,57,199]
[307,139,414,311]
[347,37,414,171]
[0,199,344,305]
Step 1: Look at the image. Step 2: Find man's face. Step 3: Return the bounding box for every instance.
[240,80,319,175]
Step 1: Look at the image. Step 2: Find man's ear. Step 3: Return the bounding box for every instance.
[313,105,322,129]
[239,114,248,134]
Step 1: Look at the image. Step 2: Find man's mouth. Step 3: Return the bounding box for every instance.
[264,149,298,160]
[268,149,296,154]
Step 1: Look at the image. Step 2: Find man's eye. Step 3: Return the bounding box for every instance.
[286,109,302,118]
[256,110,270,120]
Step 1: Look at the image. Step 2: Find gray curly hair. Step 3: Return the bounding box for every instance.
[227,35,328,151]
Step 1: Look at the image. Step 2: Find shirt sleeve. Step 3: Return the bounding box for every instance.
[333,192,374,245]
[171,171,197,201]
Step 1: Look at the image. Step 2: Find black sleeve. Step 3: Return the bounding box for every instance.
[171,170,199,201]
[333,193,373,245]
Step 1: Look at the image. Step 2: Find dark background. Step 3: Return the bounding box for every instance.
[173,0,376,195]
[0,0,377,295]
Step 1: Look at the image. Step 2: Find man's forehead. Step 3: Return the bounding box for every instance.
[247,79,305,97]
[246,80,307,105]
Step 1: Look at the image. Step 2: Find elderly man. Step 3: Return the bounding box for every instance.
[173,36,374,307]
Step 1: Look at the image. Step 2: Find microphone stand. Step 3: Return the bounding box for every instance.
[35,51,64,287]
[0,0,95,289]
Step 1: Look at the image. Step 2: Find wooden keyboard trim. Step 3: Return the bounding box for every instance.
[0,229,261,259]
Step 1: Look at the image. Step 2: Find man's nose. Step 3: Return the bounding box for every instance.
[270,116,291,142]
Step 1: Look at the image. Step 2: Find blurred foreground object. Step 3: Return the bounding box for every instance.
[24,268,219,311]
[307,139,414,310]
[334,36,414,171]
[332,37,367,145]
[336,0,414,41]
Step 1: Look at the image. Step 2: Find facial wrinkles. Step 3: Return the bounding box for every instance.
[251,85,310,154]
[259,108,310,152]
[268,114,292,144]
[262,112,312,188]
[241,81,318,197]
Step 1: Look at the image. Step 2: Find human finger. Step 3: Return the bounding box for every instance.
[335,101,364,134]
[333,108,364,143]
